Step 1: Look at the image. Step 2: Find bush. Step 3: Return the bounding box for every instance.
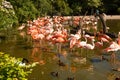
[0,0,18,30]
[0,52,38,80]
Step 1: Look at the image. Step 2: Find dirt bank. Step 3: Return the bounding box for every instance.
[106,15,120,20]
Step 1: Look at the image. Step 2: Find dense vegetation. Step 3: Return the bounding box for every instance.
[0,52,38,80]
[0,0,120,29]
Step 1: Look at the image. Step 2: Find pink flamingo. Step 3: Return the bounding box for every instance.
[95,33,112,48]
[69,37,78,49]
[76,40,87,48]
[95,40,103,48]
[103,41,120,52]
[102,32,120,63]
[75,36,95,58]
[103,41,120,63]
[51,28,68,53]
[76,32,95,50]
[117,32,120,45]
[69,30,81,48]
[97,31,112,43]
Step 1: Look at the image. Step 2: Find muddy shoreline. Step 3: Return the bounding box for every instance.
[80,15,120,20]
[105,15,120,20]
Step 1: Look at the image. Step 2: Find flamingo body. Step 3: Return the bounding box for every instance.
[103,42,120,52]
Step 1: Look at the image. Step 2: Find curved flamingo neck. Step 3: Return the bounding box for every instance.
[92,39,95,47]
[100,39,103,45]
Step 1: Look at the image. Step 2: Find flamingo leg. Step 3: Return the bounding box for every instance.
[59,43,62,54]
[110,52,116,64]
[56,43,59,53]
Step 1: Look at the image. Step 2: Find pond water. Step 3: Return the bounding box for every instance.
[0,19,120,80]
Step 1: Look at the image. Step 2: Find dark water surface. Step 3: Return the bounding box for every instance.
[0,20,120,80]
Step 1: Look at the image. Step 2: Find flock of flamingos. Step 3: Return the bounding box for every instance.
[20,16,120,54]
[18,15,120,79]
[18,16,119,64]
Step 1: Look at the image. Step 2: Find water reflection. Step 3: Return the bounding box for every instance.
[30,40,46,65]
[0,20,120,80]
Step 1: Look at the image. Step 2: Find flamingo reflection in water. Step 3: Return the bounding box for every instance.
[57,50,76,80]
[30,40,45,65]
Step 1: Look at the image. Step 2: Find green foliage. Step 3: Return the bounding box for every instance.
[39,0,51,16]
[32,0,52,16]
[117,7,120,14]
[8,0,38,23]
[65,0,82,15]
[101,0,120,14]
[4,0,120,24]
[88,0,102,8]
[53,0,72,15]
[0,52,38,80]
[0,0,18,30]
[71,4,82,15]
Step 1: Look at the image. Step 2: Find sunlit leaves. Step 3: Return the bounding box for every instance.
[88,0,102,8]
[36,0,51,16]
[8,0,38,23]
[0,0,18,30]
[117,8,120,14]
[0,52,38,80]
[52,0,72,15]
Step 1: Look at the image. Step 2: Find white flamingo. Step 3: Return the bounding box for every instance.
[83,38,95,50]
